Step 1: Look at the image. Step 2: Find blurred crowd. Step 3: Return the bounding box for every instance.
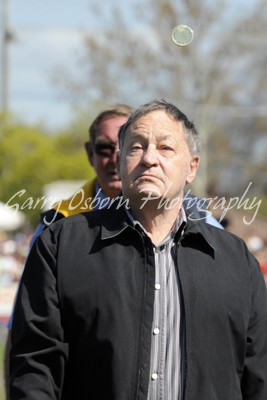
[246,235,267,286]
[0,228,33,325]
[0,229,33,286]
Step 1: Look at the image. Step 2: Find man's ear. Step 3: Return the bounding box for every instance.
[186,155,200,184]
[84,141,94,166]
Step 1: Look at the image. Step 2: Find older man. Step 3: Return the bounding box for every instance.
[10,100,266,400]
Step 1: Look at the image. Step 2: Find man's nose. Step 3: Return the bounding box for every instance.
[110,145,119,162]
[142,146,159,166]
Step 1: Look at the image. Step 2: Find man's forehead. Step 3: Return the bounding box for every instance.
[96,116,127,141]
[99,115,127,129]
[130,111,183,134]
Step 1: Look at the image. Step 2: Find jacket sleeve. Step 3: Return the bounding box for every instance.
[9,229,69,400]
[241,249,267,399]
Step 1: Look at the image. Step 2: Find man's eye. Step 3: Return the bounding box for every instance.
[94,143,116,157]
[160,145,173,151]
[131,144,143,151]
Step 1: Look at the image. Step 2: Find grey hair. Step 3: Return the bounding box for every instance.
[119,99,201,155]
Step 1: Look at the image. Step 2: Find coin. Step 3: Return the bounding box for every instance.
[171,24,194,46]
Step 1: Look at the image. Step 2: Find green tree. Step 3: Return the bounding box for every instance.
[0,116,95,225]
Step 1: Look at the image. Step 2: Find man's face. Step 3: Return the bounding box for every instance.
[118,110,199,206]
[85,116,128,198]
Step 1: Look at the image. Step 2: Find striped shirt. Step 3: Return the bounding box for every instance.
[126,207,186,400]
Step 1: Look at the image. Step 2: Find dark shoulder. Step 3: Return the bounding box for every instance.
[186,217,248,253]
[49,208,107,230]
[43,206,122,238]
[201,220,255,261]
[40,208,65,225]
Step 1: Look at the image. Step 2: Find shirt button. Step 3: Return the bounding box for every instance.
[151,373,158,381]
[153,327,160,335]
[155,283,161,290]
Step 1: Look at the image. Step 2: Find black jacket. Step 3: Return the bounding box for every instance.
[10,203,267,400]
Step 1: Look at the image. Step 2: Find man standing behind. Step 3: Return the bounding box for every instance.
[37,103,132,227]
[10,100,267,399]
[5,104,132,397]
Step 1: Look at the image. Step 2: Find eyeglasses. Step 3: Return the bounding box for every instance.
[94,143,117,157]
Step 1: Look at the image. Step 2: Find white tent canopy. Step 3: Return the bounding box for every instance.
[0,201,26,231]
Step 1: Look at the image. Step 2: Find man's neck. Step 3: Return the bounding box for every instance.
[129,201,182,246]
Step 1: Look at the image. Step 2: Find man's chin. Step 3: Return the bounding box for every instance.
[107,181,122,196]
[138,186,161,199]
[134,190,163,210]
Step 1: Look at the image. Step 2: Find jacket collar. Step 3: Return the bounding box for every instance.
[100,200,133,240]
[183,215,219,252]
[100,199,219,252]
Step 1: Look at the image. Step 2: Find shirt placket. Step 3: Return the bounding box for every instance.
[148,244,167,400]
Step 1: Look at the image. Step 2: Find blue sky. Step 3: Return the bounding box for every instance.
[2,0,98,129]
[1,0,260,130]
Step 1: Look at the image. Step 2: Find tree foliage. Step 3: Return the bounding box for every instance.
[0,115,95,225]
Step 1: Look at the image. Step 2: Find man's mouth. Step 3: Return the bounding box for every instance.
[138,173,159,181]
[109,171,120,180]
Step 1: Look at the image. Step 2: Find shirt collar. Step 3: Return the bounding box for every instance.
[94,181,111,210]
[124,205,187,245]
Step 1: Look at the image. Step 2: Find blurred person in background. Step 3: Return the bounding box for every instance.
[30,104,133,243]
